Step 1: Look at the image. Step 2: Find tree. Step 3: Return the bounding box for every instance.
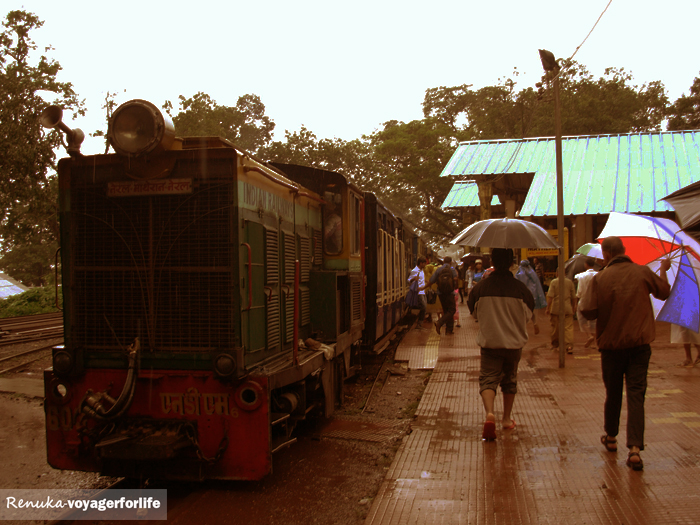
[0,232,58,286]
[261,127,378,193]
[92,90,124,153]
[422,75,532,141]
[545,64,668,135]
[368,118,459,244]
[163,92,275,154]
[423,63,668,140]
[667,74,700,130]
[0,10,85,285]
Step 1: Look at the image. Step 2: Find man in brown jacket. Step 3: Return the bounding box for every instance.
[579,236,670,471]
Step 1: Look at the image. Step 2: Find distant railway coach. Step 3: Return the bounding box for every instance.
[41,99,425,481]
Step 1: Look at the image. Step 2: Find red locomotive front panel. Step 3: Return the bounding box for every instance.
[45,369,271,480]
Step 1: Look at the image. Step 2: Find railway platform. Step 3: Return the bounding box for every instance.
[366,303,700,524]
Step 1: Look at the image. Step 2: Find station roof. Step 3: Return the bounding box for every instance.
[439,130,700,216]
[440,182,500,208]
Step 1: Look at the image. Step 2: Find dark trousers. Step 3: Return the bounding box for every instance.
[436,292,456,332]
[416,295,427,324]
[600,344,651,450]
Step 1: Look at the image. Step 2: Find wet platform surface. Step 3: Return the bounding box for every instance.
[369,305,700,524]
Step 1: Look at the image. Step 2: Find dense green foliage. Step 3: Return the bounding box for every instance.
[0,10,84,285]
[667,73,700,131]
[0,286,61,318]
[423,63,669,141]
[163,92,275,154]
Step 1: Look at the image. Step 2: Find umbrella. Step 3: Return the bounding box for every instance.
[598,212,700,332]
[597,212,697,265]
[450,218,561,249]
[662,181,700,244]
[647,246,700,333]
[565,253,602,280]
[576,243,603,259]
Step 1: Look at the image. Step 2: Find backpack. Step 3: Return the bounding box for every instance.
[437,265,454,294]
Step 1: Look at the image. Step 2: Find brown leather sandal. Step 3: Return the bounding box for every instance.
[600,434,617,452]
[627,451,643,471]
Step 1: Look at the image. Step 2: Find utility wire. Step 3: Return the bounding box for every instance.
[566,0,614,64]
[554,0,614,80]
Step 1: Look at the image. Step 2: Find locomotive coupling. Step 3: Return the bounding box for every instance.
[80,337,140,420]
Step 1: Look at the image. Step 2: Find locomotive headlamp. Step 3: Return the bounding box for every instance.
[52,347,73,376]
[107,99,175,156]
[213,353,237,378]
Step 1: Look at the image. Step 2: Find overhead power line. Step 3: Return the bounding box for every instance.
[566,0,614,65]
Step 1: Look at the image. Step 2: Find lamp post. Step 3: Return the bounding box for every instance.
[539,49,566,368]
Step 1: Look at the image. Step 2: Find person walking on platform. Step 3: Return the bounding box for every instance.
[579,236,670,471]
[575,257,598,348]
[408,256,428,330]
[546,271,576,353]
[457,261,466,303]
[672,323,700,367]
[427,256,458,335]
[467,248,535,440]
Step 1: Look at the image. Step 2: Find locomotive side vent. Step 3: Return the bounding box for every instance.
[300,289,310,326]
[299,235,310,282]
[312,229,322,266]
[266,294,281,350]
[283,232,295,343]
[265,228,279,284]
[283,233,295,284]
[265,227,281,350]
[351,278,362,322]
[284,291,294,343]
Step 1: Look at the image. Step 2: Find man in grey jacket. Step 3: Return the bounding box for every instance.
[467,248,535,440]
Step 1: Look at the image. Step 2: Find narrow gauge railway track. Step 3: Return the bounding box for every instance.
[0,343,58,375]
[0,312,63,346]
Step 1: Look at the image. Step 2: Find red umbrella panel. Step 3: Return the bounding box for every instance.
[598,212,700,333]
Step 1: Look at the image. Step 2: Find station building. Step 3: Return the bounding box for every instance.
[440,130,700,275]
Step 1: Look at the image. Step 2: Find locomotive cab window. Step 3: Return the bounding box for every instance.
[323,193,343,255]
[350,193,361,255]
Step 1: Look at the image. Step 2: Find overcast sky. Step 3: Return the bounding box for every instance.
[15,0,700,155]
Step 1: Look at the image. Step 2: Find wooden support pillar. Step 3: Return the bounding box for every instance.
[477,182,493,221]
[505,199,517,219]
[574,215,587,251]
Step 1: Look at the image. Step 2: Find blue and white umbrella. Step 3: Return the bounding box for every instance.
[598,212,700,333]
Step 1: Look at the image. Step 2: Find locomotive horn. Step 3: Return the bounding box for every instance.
[40,105,85,156]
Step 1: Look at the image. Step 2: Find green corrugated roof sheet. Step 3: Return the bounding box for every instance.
[439,131,700,216]
[441,182,501,207]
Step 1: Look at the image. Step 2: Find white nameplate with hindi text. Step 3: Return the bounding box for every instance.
[107,179,193,197]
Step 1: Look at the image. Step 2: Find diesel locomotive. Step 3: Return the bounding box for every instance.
[41,99,424,480]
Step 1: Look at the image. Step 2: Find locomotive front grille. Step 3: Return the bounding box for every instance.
[70,169,236,353]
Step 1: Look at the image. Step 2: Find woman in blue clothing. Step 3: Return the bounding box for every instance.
[515,260,547,309]
[472,259,485,287]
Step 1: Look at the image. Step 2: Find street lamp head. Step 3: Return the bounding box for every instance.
[538,49,559,72]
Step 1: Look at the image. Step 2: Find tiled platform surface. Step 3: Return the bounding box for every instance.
[367,306,700,524]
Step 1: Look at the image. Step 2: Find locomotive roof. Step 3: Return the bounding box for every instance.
[269,163,363,195]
